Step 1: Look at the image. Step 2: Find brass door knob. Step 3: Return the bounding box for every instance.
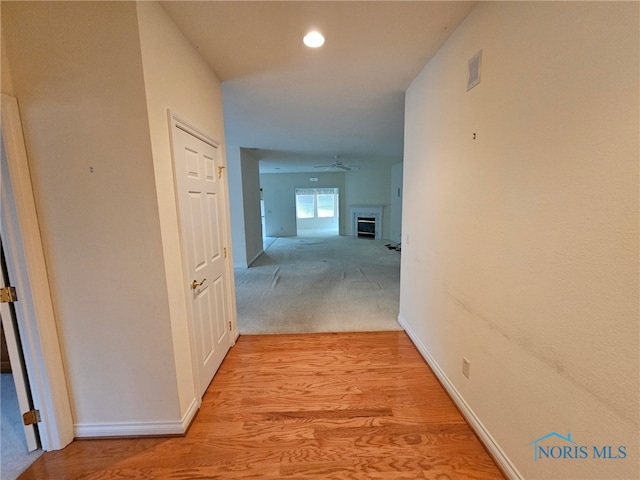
[191,279,206,290]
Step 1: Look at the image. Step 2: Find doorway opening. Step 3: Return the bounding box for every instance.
[260,188,276,250]
[295,187,339,237]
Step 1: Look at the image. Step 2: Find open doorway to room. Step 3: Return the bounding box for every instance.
[259,187,277,251]
[295,187,339,237]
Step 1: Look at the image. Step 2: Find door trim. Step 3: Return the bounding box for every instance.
[1,94,74,450]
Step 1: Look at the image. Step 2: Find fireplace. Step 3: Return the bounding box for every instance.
[357,217,376,238]
[350,205,383,240]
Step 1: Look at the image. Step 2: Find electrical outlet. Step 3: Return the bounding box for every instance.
[462,358,470,379]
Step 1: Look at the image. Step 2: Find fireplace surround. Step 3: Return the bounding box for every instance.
[350,205,383,240]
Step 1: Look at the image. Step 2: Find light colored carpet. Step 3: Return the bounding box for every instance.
[234,234,402,334]
[1,374,43,480]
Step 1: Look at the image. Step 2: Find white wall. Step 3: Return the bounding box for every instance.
[344,163,393,239]
[227,147,247,266]
[228,147,263,267]
[261,172,346,237]
[136,1,232,421]
[240,150,263,265]
[401,3,638,479]
[389,162,403,244]
[2,2,179,427]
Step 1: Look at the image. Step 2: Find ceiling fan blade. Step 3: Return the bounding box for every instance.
[336,164,351,170]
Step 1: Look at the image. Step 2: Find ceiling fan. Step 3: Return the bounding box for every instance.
[314,156,359,171]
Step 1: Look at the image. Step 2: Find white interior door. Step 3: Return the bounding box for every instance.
[1,132,38,452]
[172,123,231,398]
[1,251,38,453]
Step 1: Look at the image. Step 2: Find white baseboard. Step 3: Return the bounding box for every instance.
[75,399,200,439]
[398,314,523,480]
[74,421,183,438]
[180,396,200,432]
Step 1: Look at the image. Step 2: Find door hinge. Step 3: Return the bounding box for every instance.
[224,247,227,258]
[218,165,226,179]
[23,409,41,426]
[228,320,232,331]
[0,286,17,303]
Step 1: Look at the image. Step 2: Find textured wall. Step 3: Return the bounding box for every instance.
[401,2,638,478]
[3,2,177,425]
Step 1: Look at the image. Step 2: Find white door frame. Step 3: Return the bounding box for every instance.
[168,111,238,398]
[0,94,74,451]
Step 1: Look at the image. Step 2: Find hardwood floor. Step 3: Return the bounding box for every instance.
[19,332,504,479]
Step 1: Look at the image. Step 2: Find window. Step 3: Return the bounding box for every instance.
[295,188,338,219]
[316,194,335,218]
[296,194,315,218]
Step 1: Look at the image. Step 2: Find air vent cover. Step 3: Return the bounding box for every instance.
[467,50,482,91]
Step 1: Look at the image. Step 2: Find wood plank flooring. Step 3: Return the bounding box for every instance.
[18,332,504,479]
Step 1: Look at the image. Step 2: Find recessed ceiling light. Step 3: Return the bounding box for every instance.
[303,31,325,48]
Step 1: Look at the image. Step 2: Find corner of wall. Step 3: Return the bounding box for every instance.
[136,0,233,419]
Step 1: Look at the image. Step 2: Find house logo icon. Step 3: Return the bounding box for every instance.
[528,432,576,461]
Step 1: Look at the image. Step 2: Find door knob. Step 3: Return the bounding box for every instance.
[191,279,206,290]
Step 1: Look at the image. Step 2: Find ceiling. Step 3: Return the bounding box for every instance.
[160,1,476,173]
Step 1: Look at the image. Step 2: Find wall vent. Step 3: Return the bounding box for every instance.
[467,50,482,91]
